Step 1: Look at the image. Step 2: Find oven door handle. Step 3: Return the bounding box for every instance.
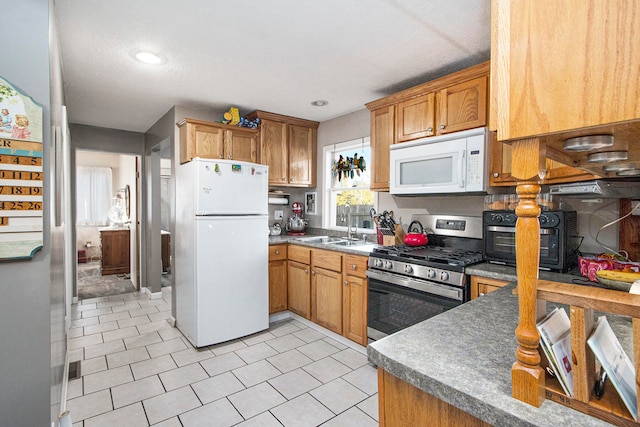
[486,226,556,235]
[366,269,463,301]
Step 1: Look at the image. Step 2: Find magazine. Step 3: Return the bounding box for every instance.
[587,316,638,421]
[537,307,573,396]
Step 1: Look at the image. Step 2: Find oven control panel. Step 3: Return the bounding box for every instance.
[368,256,465,287]
[484,210,563,228]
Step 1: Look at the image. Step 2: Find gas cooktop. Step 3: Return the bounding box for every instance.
[372,245,484,267]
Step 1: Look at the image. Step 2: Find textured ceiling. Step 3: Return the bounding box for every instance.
[55,0,491,133]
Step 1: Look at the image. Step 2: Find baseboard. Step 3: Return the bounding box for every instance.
[269,310,367,355]
[141,287,163,300]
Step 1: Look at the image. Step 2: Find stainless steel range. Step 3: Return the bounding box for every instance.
[366,214,483,341]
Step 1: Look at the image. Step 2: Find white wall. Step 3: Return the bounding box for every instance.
[0,1,54,425]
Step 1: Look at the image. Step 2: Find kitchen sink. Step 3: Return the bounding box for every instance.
[326,239,368,247]
[294,236,345,244]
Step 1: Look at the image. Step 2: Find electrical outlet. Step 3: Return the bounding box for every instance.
[274,210,283,220]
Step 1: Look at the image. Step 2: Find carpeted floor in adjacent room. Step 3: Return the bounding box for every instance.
[77,261,136,299]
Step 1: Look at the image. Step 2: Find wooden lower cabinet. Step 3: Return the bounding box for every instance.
[287,260,311,319]
[342,254,369,346]
[378,368,491,427]
[312,267,343,334]
[285,245,368,346]
[269,245,287,314]
[311,248,343,334]
[470,275,510,299]
[100,229,130,276]
[378,369,491,427]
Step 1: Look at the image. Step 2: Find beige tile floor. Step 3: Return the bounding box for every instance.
[68,288,379,426]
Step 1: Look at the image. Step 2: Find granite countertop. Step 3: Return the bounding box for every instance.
[465,262,590,285]
[367,283,620,427]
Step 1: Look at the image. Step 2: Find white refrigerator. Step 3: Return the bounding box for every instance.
[175,158,269,347]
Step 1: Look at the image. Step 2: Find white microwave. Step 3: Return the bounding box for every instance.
[389,127,489,195]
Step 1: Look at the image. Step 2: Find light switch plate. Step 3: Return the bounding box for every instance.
[274,210,283,220]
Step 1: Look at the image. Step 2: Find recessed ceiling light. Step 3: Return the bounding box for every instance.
[311,100,329,107]
[135,51,162,64]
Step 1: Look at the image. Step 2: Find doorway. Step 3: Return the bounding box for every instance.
[75,150,140,300]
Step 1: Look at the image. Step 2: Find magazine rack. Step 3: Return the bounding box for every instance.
[531,280,640,426]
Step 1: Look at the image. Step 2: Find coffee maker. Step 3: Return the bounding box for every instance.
[286,201,308,235]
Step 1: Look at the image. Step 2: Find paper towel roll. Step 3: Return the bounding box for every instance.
[268,197,288,205]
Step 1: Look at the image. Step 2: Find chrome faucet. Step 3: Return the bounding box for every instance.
[346,203,357,240]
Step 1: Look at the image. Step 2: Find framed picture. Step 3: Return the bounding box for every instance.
[305,192,317,215]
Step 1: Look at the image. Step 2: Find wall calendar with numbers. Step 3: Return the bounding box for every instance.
[0,75,43,261]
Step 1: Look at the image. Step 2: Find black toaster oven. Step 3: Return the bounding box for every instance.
[482,210,579,272]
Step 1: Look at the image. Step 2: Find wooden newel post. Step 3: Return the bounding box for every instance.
[510,138,545,406]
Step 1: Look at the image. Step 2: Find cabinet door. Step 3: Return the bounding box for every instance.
[470,276,509,300]
[437,76,487,135]
[396,92,436,142]
[343,274,367,346]
[491,0,640,141]
[288,124,316,187]
[370,105,394,191]
[269,259,288,313]
[180,122,225,164]
[259,119,288,185]
[312,267,342,334]
[288,260,311,319]
[226,128,258,163]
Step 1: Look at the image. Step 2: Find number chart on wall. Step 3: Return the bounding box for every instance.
[0,75,43,261]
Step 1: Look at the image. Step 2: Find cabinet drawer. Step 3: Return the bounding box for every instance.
[288,245,311,264]
[269,245,287,261]
[343,254,368,278]
[312,248,342,272]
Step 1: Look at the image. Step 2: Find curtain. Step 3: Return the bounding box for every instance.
[76,166,112,226]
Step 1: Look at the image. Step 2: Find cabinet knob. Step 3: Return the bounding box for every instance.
[311,271,315,276]
[275,250,280,255]
[351,264,356,270]
[219,155,224,159]
[344,281,348,286]
[427,127,433,132]
[228,155,232,159]
[492,172,499,178]
[440,124,445,130]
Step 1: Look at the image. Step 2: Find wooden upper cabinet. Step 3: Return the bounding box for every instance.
[490,0,640,178]
[396,93,435,142]
[179,120,225,163]
[248,110,319,188]
[288,124,316,187]
[225,128,258,163]
[370,105,395,191]
[177,118,258,164]
[366,62,489,191]
[437,76,487,135]
[260,119,288,185]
